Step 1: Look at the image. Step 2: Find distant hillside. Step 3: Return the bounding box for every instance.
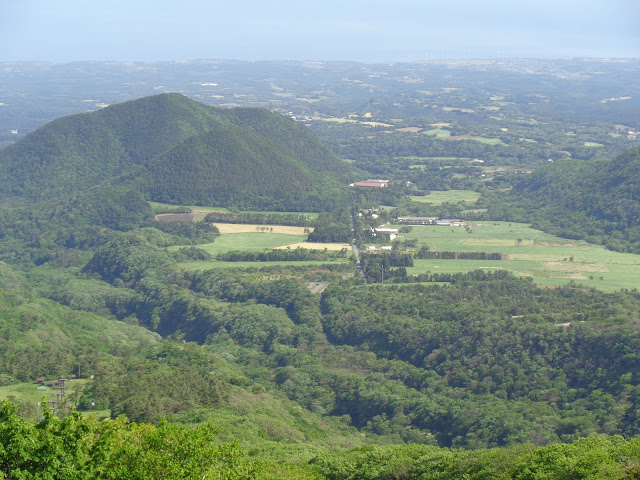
[490,145,640,252]
[0,261,160,384]
[0,93,351,210]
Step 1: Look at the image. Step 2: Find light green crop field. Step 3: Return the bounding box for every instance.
[173,231,353,270]
[423,128,452,137]
[399,221,640,291]
[172,233,309,256]
[409,190,481,205]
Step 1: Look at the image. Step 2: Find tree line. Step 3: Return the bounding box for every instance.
[204,211,315,226]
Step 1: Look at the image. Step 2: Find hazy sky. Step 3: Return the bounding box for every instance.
[2,0,639,62]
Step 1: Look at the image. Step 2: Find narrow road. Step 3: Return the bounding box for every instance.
[351,216,364,277]
[309,282,329,294]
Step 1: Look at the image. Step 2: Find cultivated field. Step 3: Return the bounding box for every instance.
[409,190,481,205]
[173,233,308,256]
[172,227,352,270]
[213,224,311,235]
[399,221,640,291]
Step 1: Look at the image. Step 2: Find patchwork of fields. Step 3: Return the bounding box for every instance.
[400,221,640,291]
[173,229,351,271]
[158,196,640,292]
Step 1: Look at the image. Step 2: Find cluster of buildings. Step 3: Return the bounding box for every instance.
[394,217,465,227]
[34,376,73,389]
[614,125,638,140]
[366,217,466,251]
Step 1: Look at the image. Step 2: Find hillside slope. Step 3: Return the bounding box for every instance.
[0,93,351,210]
[490,145,640,252]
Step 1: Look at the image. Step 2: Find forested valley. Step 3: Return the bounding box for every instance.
[1,61,640,478]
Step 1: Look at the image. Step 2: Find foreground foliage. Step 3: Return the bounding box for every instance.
[313,436,640,480]
[4,398,640,479]
[0,400,257,479]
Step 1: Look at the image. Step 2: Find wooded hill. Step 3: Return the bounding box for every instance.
[488,145,640,253]
[0,93,352,211]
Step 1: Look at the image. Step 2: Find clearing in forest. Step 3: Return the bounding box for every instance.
[409,190,481,205]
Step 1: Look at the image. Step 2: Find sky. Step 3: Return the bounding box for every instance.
[2,0,639,62]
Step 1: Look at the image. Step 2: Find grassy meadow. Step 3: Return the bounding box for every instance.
[399,221,640,291]
[173,232,308,256]
[0,379,92,420]
[409,190,481,205]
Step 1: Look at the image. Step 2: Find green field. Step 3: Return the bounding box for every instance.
[0,380,91,419]
[409,190,481,205]
[171,233,308,256]
[172,230,351,270]
[400,221,640,291]
[423,128,452,138]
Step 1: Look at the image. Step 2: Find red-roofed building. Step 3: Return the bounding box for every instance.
[351,181,389,188]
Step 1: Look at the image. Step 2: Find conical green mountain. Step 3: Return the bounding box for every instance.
[0,93,351,210]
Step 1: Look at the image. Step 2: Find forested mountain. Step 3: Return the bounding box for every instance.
[0,93,351,210]
[489,145,640,253]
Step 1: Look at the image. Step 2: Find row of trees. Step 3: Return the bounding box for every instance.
[218,248,347,262]
[414,249,503,260]
[204,211,315,226]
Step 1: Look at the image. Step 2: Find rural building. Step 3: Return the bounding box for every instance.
[395,216,438,225]
[436,219,465,226]
[373,227,399,240]
[351,179,389,188]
